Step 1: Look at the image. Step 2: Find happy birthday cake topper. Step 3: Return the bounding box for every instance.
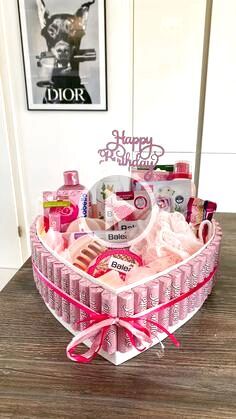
[98,130,165,171]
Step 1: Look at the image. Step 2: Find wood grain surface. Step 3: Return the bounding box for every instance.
[0,213,235,419]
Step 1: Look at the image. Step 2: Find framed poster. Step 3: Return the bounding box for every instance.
[18,0,107,110]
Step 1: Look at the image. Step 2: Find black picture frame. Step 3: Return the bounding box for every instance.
[17,0,108,111]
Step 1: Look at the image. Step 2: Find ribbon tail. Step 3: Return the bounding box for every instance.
[146,319,180,348]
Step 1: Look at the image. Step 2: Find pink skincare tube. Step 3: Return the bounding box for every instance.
[118,291,134,353]
[158,275,172,328]
[170,270,181,326]
[179,265,192,319]
[147,280,160,338]
[79,279,90,331]
[47,257,55,309]
[41,251,50,303]
[61,268,71,323]
[188,259,201,312]
[53,263,64,317]
[70,274,81,331]
[101,290,117,354]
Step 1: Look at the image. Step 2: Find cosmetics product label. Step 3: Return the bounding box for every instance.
[108,257,134,274]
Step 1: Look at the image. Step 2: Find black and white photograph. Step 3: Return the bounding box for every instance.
[18,0,107,110]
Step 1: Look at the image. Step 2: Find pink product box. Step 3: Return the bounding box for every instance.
[30,219,222,365]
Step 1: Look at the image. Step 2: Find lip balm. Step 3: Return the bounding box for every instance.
[118,291,134,353]
[79,279,90,331]
[53,262,64,317]
[179,265,191,320]
[147,280,160,338]
[70,274,81,331]
[101,290,117,354]
[61,268,71,324]
[158,275,171,328]
[170,270,181,326]
[47,257,55,309]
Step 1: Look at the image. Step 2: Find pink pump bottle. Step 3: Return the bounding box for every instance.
[58,170,85,191]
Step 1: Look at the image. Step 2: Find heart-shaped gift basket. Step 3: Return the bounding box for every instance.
[30,166,222,365]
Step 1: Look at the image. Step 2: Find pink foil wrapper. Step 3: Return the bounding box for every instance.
[47,257,55,309]
[70,274,81,331]
[198,253,208,304]
[61,268,71,323]
[205,247,215,296]
[41,251,49,304]
[188,259,201,312]
[170,271,181,326]
[158,275,171,328]
[34,245,43,295]
[79,279,90,331]
[118,291,134,353]
[147,280,160,338]
[134,286,147,325]
[53,263,64,317]
[101,290,117,354]
[90,285,103,313]
[31,240,41,289]
[179,265,191,320]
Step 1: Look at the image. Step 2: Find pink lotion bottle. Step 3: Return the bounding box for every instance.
[58,170,85,192]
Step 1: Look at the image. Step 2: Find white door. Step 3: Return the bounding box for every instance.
[0,78,22,270]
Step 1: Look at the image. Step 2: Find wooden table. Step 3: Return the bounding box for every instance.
[0,213,235,418]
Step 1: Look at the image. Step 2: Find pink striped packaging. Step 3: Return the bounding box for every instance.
[61,268,71,323]
[41,251,49,304]
[47,257,55,309]
[53,262,64,317]
[34,244,44,295]
[198,253,209,303]
[31,240,40,289]
[179,266,191,320]
[79,279,90,331]
[70,274,81,331]
[188,259,201,312]
[90,285,103,313]
[147,280,160,338]
[158,275,172,328]
[118,291,134,353]
[205,247,215,296]
[101,290,117,354]
[170,271,181,326]
[134,286,147,325]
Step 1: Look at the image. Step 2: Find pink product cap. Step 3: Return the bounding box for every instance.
[147,281,160,338]
[61,268,71,323]
[79,279,90,331]
[90,285,103,313]
[64,170,79,186]
[69,274,80,331]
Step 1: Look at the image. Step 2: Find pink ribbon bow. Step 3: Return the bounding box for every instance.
[32,262,217,364]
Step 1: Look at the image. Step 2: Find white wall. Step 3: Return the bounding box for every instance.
[0,0,235,265]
